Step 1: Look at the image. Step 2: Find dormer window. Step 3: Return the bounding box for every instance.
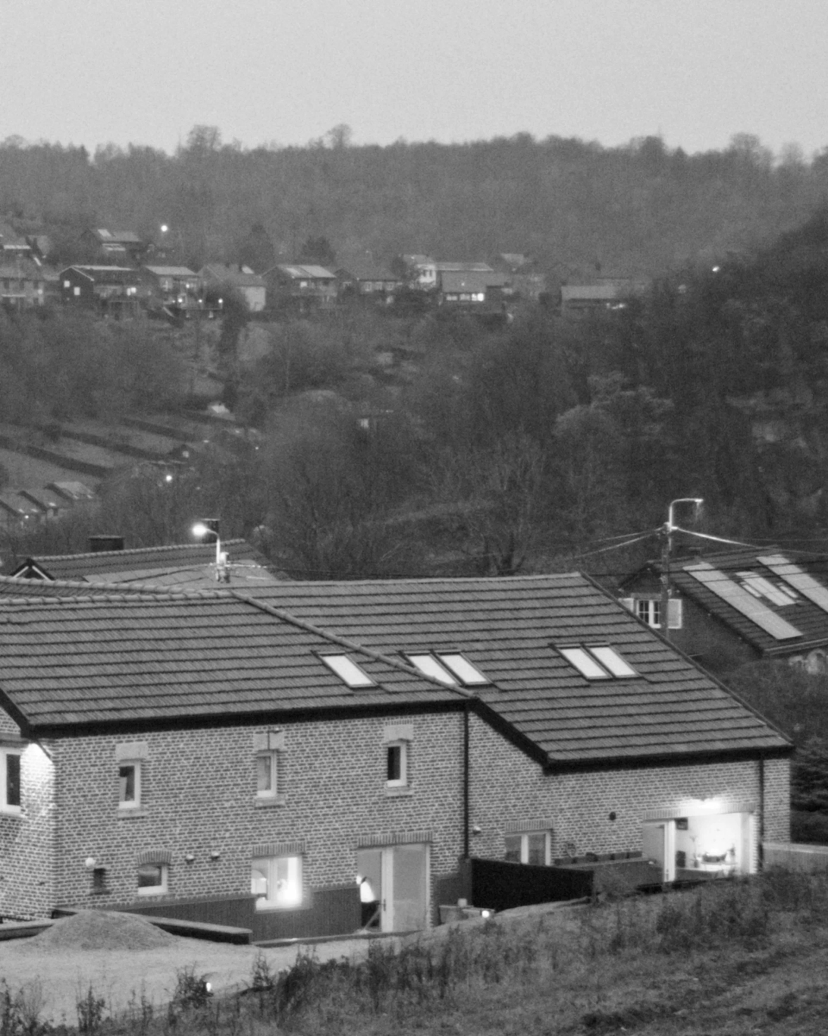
[319,654,375,688]
[558,645,637,680]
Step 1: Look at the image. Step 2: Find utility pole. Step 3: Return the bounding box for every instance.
[660,498,703,642]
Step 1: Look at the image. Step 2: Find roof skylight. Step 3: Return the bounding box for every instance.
[406,653,457,685]
[559,646,638,680]
[320,654,375,688]
[436,653,489,686]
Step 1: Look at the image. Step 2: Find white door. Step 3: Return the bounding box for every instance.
[642,821,676,882]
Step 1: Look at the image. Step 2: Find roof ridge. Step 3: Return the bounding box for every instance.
[230,590,473,697]
[19,539,249,562]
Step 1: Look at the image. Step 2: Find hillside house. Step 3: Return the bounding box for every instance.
[620,549,828,676]
[560,276,647,315]
[142,266,201,313]
[270,264,336,313]
[491,254,547,300]
[335,259,402,302]
[0,575,790,937]
[200,264,266,313]
[79,229,146,265]
[60,266,147,317]
[0,257,46,309]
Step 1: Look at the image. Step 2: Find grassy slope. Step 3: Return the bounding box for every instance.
[239,875,828,1036]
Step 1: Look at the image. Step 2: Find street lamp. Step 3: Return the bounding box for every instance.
[660,498,703,641]
[192,519,229,582]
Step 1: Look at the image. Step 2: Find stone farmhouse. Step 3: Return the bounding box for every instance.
[0,574,790,940]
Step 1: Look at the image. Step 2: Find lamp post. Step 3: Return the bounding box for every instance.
[192,519,229,582]
[660,498,703,641]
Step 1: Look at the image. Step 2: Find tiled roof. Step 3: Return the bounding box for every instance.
[664,549,828,656]
[1,540,282,591]
[201,264,266,288]
[0,593,460,732]
[235,575,790,766]
[0,574,168,600]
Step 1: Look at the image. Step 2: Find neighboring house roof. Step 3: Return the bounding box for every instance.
[632,549,828,658]
[143,266,199,278]
[434,262,494,274]
[0,592,462,732]
[89,229,143,245]
[0,492,42,521]
[439,271,506,293]
[275,264,335,281]
[1,540,282,591]
[234,574,790,767]
[201,264,266,288]
[46,481,96,502]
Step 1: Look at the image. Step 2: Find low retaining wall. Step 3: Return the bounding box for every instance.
[764,841,828,872]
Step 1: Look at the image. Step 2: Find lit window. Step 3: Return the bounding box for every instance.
[137,862,168,896]
[406,654,457,685]
[320,654,375,688]
[118,762,141,809]
[558,646,638,680]
[436,653,489,686]
[386,741,408,787]
[0,749,21,813]
[629,598,682,629]
[504,832,550,866]
[256,751,278,799]
[251,855,302,910]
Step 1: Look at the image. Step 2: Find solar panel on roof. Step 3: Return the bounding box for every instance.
[758,555,828,615]
[684,562,803,640]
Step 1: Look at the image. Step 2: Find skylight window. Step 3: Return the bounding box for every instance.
[405,652,490,687]
[558,646,638,680]
[406,654,457,685]
[436,653,489,686]
[320,654,375,688]
[737,573,797,607]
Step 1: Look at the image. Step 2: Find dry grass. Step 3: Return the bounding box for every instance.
[5,873,828,1034]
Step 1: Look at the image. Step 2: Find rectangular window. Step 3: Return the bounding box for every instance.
[386,742,408,787]
[436,653,489,685]
[633,598,682,629]
[504,832,550,866]
[320,654,375,688]
[256,751,278,798]
[137,862,167,896]
[558,645,638,680]
[251,855,302,910]
[118,762,141,809]
[1,750,21,812]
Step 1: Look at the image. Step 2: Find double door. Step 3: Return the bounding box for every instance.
[356,843,429,932]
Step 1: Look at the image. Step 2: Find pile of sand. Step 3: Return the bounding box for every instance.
[31,910,175,951]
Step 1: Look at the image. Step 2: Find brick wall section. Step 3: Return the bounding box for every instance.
[49,711,465,918]
[467,715,790,868]
[0,710,56,921]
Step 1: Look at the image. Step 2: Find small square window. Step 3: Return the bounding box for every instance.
[386,741,408,787]
[137,862,167,896]
[118,762,141,809]
[252,855,302,910]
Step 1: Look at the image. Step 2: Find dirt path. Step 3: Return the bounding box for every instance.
[2,922,375,1025]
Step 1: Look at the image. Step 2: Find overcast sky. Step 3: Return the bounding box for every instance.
[4,0,826,158]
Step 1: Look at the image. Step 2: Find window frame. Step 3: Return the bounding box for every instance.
[558,644,639,680]
[386,740,408,787]
[118,760,142,810]
[0,748,22,815]
[251,854,303,911]
[435,652,489,686]
[256,750,279,800]
[137,862,168,896]
[504,831,550,866]
[319,653,376,688]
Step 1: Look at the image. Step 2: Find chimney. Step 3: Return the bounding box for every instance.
[89,535,124,553]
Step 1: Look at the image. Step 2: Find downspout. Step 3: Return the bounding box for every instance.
[463,700,470,859]
[758,755,765,871]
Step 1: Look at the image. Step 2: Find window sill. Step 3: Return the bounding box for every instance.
[118,808,148,820]
[384,786,414,798]
[255,795,287,809]
[0,809,22,821]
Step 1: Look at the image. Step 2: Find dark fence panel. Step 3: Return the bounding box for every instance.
[252,885,360,943]
[463,857,593,911]
[117,893,257,930]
